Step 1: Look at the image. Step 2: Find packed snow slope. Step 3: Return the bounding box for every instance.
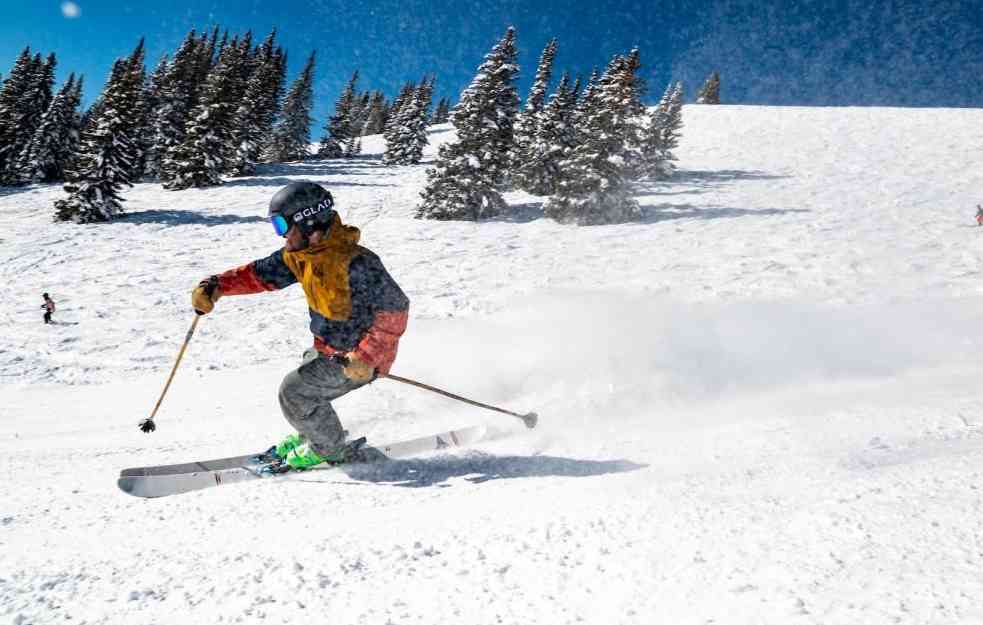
[2,105,983,625]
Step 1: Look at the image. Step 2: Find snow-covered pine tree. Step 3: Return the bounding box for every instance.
[195,27,220,95]
[232,30,255,99]
[511,38,556,190]
[405,76,434,163]
[263,50,316,163]
[571,74,583,99]
[138,56,169,179]
[661,81,684,167]
[163,36,243,189]
[227,29,285,176]
[383,82,415,140]
[362,91,388,135]
[416,27,519,220]
[350,91,371,135]
[384,75,433,165]
[116,41,149,182]
[316,70,359,158]
[543,53,642,225]
[14,73,83,183]
[54,41,146,222]
[572,68,598,127]
[640,81,670,179]
[155,31,206,184]
[511,72,577,196]
[696,71,719,104]
[343,91,369,157]
[0,52,57,183]
[61,76,84,172]
[431,97,450,124]
[0,48,37,182]
[619,48,647,180]
[20,53,58,132]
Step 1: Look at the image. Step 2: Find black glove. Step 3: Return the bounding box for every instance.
[138,418,156,433]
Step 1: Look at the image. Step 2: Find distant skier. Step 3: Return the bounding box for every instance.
[41,293,55,324]
[976,204,983,226]
[189,182,409,471]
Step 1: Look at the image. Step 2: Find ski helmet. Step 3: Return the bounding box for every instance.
[268,181,335,237]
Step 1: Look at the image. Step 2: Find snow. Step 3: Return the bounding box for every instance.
[2,105,983,624]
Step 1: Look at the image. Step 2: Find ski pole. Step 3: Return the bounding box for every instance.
[138,316,200,433]
[379,372,538,429]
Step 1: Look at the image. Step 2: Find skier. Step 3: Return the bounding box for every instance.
[976,204,983,226]
[41,293,55,324]
[190,182,409,471]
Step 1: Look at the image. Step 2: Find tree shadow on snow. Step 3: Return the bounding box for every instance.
[667,169,789,185]
[117,209,267,226]
[293,452,647,488]
[485,201,545,224]
[251,155,391,178]
[635,169,791,199]
[222,176,395,189]
[636,203,809,224]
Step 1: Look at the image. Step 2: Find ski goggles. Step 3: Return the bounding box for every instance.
[270,213,291,237]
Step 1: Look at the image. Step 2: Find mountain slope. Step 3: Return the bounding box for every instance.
[1,105,982,625]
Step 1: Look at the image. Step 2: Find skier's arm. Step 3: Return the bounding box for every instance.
[347,255,409,375]
[215,249,298,295]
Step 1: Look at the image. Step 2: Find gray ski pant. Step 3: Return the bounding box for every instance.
[278,348,370,454]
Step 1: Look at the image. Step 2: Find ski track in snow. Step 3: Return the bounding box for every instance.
[1,106,983,624]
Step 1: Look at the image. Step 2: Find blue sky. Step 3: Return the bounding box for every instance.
[1,0,980,128]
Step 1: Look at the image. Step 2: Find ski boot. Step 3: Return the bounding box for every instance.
[253,437,369,475]
[284,437,369,470]
[252,433,305,464]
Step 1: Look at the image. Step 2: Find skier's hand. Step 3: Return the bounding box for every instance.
[191,276,221,315]
[340,352,375,383]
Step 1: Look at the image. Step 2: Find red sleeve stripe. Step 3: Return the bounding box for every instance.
[216,263,277,296]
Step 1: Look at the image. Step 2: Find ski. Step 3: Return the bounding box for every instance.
[117,424,486,498]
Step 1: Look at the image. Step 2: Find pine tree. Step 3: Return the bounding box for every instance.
[20,53,58,133]
[0,51,57,183]
[383,82,415,140]
[195,27,220,94]
[696,71,720,104]
[264,50,316,163]
[431,97,450,124]
[155,31,205,184]
[544,53,643,225]
[54,42,146,222]
[118,41,148,181]
[14,74,83,183]
[227,29,286,176]
[139,56,170,179]
[512,38,557,192]
[512,72,577,196]
[417,27,519,220]
[362,91,388,135]
[405,76,435,163]
[350,91,371,136]
[384,75,433,165]
[661,81,684,168]
[0,48,37,181]
[163,37,242,189]
[641,81,683,179]
[317,70,359,158]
